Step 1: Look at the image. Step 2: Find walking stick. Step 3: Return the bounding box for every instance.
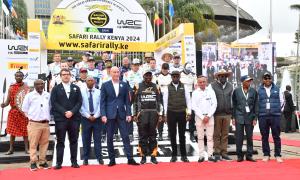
[0,78,7,137]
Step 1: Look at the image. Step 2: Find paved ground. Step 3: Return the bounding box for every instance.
[0,132,299,170]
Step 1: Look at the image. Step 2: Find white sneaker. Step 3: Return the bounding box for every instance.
[276,157,283,163]
[262,156,270,162]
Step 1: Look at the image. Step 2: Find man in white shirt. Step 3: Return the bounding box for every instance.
[80,76,103,165]
[192,76,218,163]
[48,52,61,77]
[22,79,51,171]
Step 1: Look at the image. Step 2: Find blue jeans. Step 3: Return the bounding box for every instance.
[81,117,102,160]
[258,116,281,157]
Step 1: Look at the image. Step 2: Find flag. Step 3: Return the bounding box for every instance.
[169,0,174,17]
[154,12,162,25]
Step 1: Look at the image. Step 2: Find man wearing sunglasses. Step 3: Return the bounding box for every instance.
[258,72,283,163]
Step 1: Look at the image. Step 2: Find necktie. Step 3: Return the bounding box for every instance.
[89,89,94,113]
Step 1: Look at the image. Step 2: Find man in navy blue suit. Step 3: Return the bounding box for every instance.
[101,66,139,166]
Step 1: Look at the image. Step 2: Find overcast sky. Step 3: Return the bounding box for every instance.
[234,0,299,57]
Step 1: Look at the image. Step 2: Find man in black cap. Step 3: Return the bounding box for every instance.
[258,72,283,163]
[66,57,78,79]
[232,75,258,162]
[163,70,191,162]
[133,70,163,164]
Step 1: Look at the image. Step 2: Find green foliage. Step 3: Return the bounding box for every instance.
[11,0,28,36]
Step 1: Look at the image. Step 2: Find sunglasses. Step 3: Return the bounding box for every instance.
[264,77,272,80]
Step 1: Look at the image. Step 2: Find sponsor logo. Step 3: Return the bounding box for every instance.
[29,49,40,52]
[86,4,112,11]
[117,19,142,29]
[29,34,40,40]
[8,45,28,55]
[85,27,113,33]
[29,57,39,61]
[88,11,109,27]
[8,62,28,70]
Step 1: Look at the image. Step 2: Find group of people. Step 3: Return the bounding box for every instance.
[0,50,289,172]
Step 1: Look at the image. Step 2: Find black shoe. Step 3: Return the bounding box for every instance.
[54,164,62,170]
[30,163,38,171]
[198,157,205,163]
[128,159,139,165]
[170,156,177,162]
[150,156,158,164]
[208,156,217,162]
[158,134,163,141]
[39,162,50,169]
[237,156,244,162]
[181,156,189,162]
[71,162,80,168]
[222,155,232,161]
[83,160,88,165]
[108,161,116,167]
[98,159,104,165]
[140,156,146,164]
[246,157,256,162]
[214,154,221,161]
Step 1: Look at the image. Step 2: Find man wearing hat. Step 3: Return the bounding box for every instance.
[66,57,78,79]
[132,70,163,164]
[232,75,258,162]
[123,58,143,141]
[140,52,153,74]
[163,70,191,163]
[170,53,183,73]
[86,56,101,87]
[74,68,88,90]
[257,72,283,163]
[153,63,172,141]
[211,69,233,161]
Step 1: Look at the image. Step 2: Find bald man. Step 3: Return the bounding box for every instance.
[100,67,139,166]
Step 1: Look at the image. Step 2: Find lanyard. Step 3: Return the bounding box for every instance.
[241,88,249,100]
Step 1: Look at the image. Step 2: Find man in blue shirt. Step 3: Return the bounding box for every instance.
[80,76,103,165]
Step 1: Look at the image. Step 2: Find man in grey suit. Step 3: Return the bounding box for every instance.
[232,75,258,162]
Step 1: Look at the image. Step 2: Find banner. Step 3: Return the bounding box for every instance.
[47,0,154,51]
[0,39,29,135]
[202,42,276,88]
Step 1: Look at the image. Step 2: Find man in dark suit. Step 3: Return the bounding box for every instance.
[51,68,82,169]
[232,75,258,162]
[283,85,295,133]
[101,66,139,166]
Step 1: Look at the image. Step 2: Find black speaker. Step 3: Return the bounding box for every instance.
[195,50,202,76]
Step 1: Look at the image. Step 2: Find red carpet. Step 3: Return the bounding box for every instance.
[253,135,300,147]
[1,160,300,180]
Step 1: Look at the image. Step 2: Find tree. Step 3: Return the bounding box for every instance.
[139,0,219,49]
[11,0,28,38]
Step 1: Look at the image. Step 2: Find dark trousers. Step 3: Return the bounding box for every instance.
[137,111,158,156]
[157,121,165,135]
[189,111,196,134]
[55,120,80,165]
[81,117,102,160]
[259,116,281,157]
[167,110,187,157]
[127,121,133,135]
[107,113,132,161]
[283,111,293,132]
[235,123,254,158]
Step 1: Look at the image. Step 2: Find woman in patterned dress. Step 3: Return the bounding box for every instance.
[1,71,29,155]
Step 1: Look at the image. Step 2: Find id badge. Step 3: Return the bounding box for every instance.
[245,106,250,113]
[266,103,271,110]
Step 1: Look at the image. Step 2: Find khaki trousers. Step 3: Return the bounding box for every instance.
[27,121,50,164]
[195,116,214,157]
[213,115,231,156]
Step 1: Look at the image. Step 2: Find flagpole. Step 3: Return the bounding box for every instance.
[162,0,165,35]
[153,7,156,41]
[236,0,239,43]
[156,1,160,39]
